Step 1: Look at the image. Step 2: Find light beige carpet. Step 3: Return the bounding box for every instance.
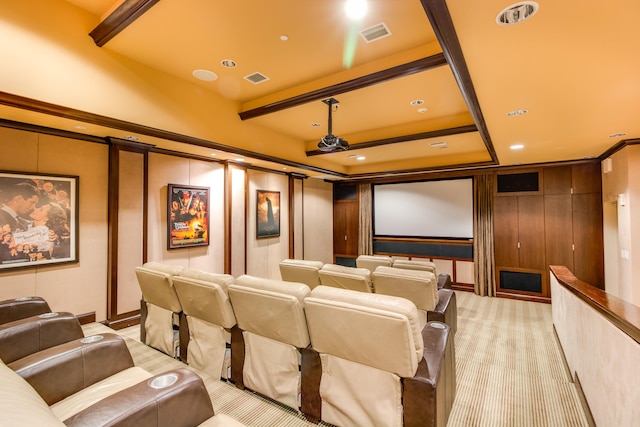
[83,291,591,426]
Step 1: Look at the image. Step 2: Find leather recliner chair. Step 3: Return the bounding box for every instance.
[355,254,393,273]
[172,268,236,379]
[135,261,184,357]
[228,275,311,410]
[302,286,456,427]
[0,296,51,325]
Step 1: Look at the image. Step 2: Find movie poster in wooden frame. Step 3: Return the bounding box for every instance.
[167,184,210,249]
[256,190,280,239]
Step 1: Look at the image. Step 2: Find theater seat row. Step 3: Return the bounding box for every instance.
[280,257,457,334]
[135,262,456,427]
[0,296,246,427]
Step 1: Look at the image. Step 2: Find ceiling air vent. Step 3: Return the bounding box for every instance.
[244,72,270,85]
[359,22,391,43]
[496,2,539,26]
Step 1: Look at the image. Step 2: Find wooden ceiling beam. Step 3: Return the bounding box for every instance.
[89,0,160,47]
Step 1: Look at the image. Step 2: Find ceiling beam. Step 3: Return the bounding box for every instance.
[89,0,160,47]
[305,124,478,156]
[239,53,448,120]
[420,0,499,164]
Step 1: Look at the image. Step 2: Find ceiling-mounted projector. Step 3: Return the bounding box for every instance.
[317,98,349,152]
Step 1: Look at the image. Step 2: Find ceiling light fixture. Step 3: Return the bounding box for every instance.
[496,2,539,26]
[609,132,627,138]
[345,0,368,20]
[221,59,237,68]
[506,109,528,117]
[192,69,218,81]
[417,107,428,113]
[123,135,139,141]
[317,98,349,152]
[510,144,525,150]
[410,99,424,106]
[357,156,366,161]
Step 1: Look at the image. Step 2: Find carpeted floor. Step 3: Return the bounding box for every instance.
[83,291,591,426]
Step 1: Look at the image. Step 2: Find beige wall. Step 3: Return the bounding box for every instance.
[601,145,640,307]
[551,273,640,426]
[303,178,334,264]
[0,128,109,319]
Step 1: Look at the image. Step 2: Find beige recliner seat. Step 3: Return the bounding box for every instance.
[135,261,184,357]
[228,275,311,410]
[372,266,438,330]
[279,259,324,290]
[302,286,456,427]
[392,258,438,275]
[173,268,236,380]
[318,263,373,293]
[355,254,393,273]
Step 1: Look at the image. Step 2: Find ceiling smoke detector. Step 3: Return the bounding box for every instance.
[317,98,349,153]
[496,2,539,26]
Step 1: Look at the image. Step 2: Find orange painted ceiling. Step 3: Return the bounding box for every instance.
[3,0,639,179]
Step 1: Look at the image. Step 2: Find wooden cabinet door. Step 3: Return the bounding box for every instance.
[544,194,574,270]
[333,201,358,257]
[517,195,545,270]
[572,192,604,287]
[493,196,519,267]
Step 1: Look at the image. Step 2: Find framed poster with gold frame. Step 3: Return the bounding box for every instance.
[167,184,209,249]
[256,189,280,239]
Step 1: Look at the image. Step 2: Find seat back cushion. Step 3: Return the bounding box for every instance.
[355,255,393,273]
[229,275,310,348]
[279,259,323,290]
[135,266,182,313]
[177,268,234,292]
[0,358,65,426]
[0,296,51,325]
[318,264,372,293]
[305,286,423,378]
[372,266,438,312]
[173,276,236,329]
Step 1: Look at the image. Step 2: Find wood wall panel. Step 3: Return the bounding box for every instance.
[517,195,545,270]
[544,194,574,270]
[573,193,605,287]
[543,166,572,195]
[493,196,519,267]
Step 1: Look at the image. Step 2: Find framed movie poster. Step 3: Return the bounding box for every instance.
[167,184,210,249]
[256,190,280,239]
[0,171,79,270]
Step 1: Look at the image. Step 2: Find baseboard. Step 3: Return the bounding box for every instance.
[552,325,573,382]
[75,311,96,325]
[105,312,141,330]
[574,373,596,427]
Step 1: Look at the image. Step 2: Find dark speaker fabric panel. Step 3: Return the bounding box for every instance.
[497,172,539,193]
[334,185,357,201]
[499,270,542,293]
[335,257,357,267]
[373,241,473,259]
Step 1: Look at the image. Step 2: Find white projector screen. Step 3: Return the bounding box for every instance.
[373,178,473,239]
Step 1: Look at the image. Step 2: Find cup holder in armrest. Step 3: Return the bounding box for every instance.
[39,312,59,318]
[149,373,179,389]
[80,335,104,344]
[429,322,446,329]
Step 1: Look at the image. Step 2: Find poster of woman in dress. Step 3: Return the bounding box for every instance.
[167,184,209,249]
[0,171,78,270]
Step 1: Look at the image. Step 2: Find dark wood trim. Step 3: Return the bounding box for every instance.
[104,311,141,330]
[550,265,640,344]
[244,167,249,274]
[107,143,120,320]
[305,124,478,156]
[89,0,160,47]
[598,137,640,160]
[239,54,447,120]
[419,0,498,164]
[0,91,346,178]
[75,311,96,325]
[0,118,106,144]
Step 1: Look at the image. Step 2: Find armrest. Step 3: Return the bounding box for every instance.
[0,296,51,325]
[402,321,454,427]
[437,274,452,290]
[0,312,83,363]
[8,333,134,405]
[63,368,215,427]
[427,289,457,335]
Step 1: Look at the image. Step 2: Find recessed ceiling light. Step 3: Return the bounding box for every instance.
[211,152,217,156]
[496,2,539,26]
[74,125,86,130]
[192,69,218,81]
[510,144,525,150]
[221,59,237,68]
[609,132,627,138]
[345,0,368,20]
[234,158,244,162]
[280,35,289,41]
[506,109,528,117]
[410,99,424,106]
[417,107,428,113]
[429,141,447,148]
[356,156,366,161]
[347,154,358,158]
[123,135,139,141]
[311,123,321,127]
